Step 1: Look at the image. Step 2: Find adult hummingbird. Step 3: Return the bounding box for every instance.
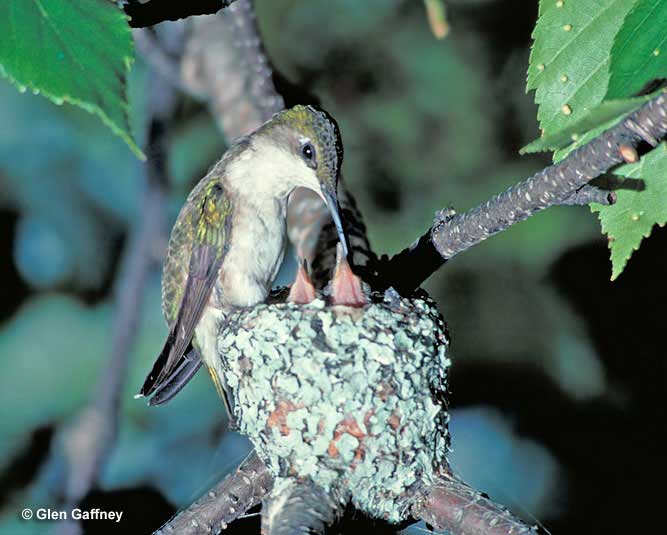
[138,105,348,418]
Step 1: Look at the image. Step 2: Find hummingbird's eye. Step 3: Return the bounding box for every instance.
[301,142,316,166]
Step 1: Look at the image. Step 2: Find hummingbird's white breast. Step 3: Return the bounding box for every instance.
[214,136,313,308]
[218,194,287,307]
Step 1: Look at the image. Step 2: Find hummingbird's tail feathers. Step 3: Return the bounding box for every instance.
[142,243,225,397]
[139,328,179,398]
[147,345,203,406]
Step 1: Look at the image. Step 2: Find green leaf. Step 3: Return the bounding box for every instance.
[591,143,667,279]
[606,0,667,99]
[521,92,657,154]
[527,0,636,138]
[0,0,143,159]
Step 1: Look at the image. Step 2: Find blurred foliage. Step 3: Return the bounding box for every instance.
[1,1,661,533]
[447,407,560,515]
[423,0,450,39]
[0,295,108,468]
[0,0,142,158]
[0,76,140,292]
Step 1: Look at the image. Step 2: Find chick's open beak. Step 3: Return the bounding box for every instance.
[322,187,349,257]
[288,259,317,304]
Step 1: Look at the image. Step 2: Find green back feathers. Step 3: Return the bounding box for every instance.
[161,176,232,325]
[194,181,232,248]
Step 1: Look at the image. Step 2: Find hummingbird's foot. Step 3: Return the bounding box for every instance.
[288,259,317,304]
[331,244,367,307]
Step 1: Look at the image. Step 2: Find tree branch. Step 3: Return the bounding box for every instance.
[383,92,667,293]
[123,0,237,28]
[179,1,283,137]
[411,471,539,535]
[154,452,273,535]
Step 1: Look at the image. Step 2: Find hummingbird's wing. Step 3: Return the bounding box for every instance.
[140,242,225,397]
[140,181,232,399]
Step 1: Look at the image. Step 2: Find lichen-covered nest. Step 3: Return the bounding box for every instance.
[218,289,450,522]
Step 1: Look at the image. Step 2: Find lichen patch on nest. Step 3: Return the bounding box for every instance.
[217,292,450,522]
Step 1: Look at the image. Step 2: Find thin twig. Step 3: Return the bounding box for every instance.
[561,184,616,206]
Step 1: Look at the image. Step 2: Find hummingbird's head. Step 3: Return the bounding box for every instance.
[259,104,348,255]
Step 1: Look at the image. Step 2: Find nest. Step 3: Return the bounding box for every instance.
[217,289,450,522]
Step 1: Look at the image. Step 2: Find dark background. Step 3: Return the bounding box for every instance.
[0,1,664,533]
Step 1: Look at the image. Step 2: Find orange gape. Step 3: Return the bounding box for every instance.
[287,245,367,307]
[287,260,317,304]
[330,244,366,307]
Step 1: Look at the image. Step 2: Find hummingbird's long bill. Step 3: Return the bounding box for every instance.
[323,189,349,257]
